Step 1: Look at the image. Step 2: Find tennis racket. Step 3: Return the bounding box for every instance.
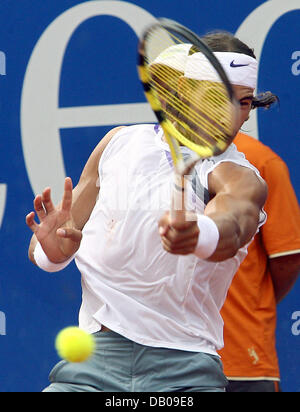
[137,18,239,222]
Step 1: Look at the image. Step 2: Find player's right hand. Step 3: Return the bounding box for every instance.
[26,177,82,263]
[158,211,200,256]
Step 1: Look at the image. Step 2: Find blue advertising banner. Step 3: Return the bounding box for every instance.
[0,0,299,392]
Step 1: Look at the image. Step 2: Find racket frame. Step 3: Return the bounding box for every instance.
[137,18,238,222]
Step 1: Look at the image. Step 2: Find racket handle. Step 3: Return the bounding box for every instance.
[171,174,186,223]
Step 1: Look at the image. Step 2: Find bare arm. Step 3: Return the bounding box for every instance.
[269,253,300,303]
[159,162,267,262]
[205,162,267,261]
[255,156,300,303]
[26,126,126,265]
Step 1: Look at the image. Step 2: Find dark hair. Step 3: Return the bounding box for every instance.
[201,31,279,110]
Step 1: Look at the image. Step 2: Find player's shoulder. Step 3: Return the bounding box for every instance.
[97,124,157,162]
[105,124,156,141]
[108,124,160,150]
[234,132,283,166]
[99,124,141,148]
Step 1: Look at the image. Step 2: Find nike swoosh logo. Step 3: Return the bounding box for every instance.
[230,60,250,68]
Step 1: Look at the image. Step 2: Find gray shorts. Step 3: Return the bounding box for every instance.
[43,330,227,392]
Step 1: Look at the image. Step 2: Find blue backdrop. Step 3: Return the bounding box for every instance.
[0,0,299,392]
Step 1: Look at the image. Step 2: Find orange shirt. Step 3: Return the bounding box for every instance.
[219,133,300,380]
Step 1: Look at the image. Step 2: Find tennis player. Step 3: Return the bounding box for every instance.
[26,40,267,392]
[200,31,300,392]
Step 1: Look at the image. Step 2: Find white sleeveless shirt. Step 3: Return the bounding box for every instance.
[75,124,265,355]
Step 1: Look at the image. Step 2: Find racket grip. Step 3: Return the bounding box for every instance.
[171,174,186,223]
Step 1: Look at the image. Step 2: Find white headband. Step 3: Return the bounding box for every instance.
[151,45,258,90]
[185,52,258,89]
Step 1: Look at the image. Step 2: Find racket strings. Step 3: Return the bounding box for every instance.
[150,60,230,118]
[149,62,232,142]
[147,27,232,114]
[146,44,231,117]
[140,26,235,155]
[151,77,223,147]
[150,62,230,126]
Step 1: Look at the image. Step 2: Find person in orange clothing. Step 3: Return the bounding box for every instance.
[202,32,300,392]
[219,132,300,392]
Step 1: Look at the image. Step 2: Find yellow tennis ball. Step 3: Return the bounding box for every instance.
[55,327,95,363]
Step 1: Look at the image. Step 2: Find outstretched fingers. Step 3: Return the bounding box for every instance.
[26,178,74,237]
[61,177,73,212]
[31,187,55,223]
[26,211,39,233]
[41,187,55,215]
[33,195,46,221]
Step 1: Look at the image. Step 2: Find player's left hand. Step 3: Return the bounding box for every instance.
[158,212,199,255]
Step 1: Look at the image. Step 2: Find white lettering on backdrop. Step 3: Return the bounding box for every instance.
[18,0,300,208]
[20,1,156,205]
[236,0,300,139]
